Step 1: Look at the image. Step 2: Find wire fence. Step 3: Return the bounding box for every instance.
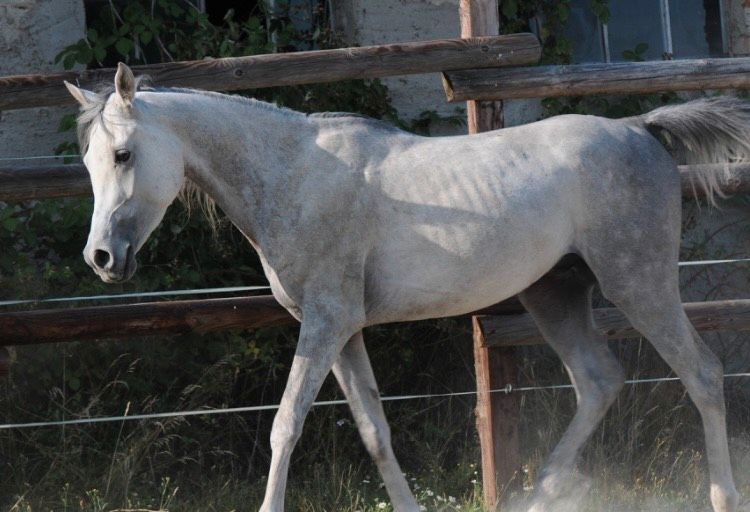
[1,165,748,433]
[0,285,271,307]
[0,154,81,162]
[1,258,748,308]
[3,372,749,431]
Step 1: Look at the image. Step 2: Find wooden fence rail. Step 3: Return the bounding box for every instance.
[0,164,88,202]
[0,297,524,346]
[3,162,749,203]
[0,34,540,111]
[2,295,747,347]
[477,299,750,347]
[0,296,293,345]
[442,57,750,101]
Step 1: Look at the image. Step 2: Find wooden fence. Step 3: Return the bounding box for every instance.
[443,57,750,101]
[0,34,539,110]
[1,12,750,511]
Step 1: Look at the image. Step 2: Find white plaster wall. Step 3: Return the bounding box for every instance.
[0,0,86,166]
[340,0,540,133]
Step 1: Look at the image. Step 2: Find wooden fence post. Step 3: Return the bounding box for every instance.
[459,0,503,134]
[473,317,522,509]
[459,1,521,509]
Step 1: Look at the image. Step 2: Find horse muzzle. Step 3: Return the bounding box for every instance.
[84,241,137,283]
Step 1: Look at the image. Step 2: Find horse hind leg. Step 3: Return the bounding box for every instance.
[594,263,739,512]
[332,332,420,512]
[518,260,625,512]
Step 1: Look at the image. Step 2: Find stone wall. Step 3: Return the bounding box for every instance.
[0,0,86,166]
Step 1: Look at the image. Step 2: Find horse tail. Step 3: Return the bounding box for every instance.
[631,96,750,204]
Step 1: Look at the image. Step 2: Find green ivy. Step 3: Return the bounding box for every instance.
[500,0,607,64]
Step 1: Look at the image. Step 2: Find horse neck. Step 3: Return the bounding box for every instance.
[147,91,315,243]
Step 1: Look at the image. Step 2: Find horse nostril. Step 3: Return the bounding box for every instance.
[93,249,111,269]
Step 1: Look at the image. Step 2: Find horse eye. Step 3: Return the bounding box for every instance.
[114,149,131,164]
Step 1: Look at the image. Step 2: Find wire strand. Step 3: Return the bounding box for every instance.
[678,258,750,266]
[1,258,748,307]
[0,285,272,307]
[2,373,748,431]
[0,155,81,161]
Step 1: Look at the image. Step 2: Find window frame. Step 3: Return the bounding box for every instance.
[580,0,729,63]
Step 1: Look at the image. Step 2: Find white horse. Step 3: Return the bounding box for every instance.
[65,63,749,512]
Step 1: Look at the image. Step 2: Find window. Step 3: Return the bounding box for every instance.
[559,0,727,63]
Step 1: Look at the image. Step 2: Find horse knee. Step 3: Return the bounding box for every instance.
[572,347,624,410]
[599,361,625,404]
[270,413,303,452]
[360,420,393,462]
[686,352,726,412]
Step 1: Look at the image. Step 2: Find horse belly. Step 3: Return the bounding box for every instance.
[363,217,573,324]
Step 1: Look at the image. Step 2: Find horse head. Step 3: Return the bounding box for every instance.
[65,63,185,283]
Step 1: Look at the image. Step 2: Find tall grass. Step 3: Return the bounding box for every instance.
[4,323,750,511]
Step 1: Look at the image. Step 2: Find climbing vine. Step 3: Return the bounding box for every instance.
[500,0,609,64]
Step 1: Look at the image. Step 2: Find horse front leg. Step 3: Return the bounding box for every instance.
[258,310,359,512]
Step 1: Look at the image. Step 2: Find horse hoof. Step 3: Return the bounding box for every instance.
[526,469,590,512]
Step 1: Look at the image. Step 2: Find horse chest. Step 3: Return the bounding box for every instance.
[258,255,303,321]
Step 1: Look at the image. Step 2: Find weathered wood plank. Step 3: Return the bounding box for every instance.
[460,0,503,134]
[0,163,89,202]
[473,317,522,506]
[3,163,747,203]
[442,57,750,101]
[0,35,540,111]
[0,295,295,346]
[0,296,525,347]
[478,299,750,347]
[682,164,750,197]
[461,2,519,509]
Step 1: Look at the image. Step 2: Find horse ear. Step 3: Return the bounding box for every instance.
[64,81,98,107]
[114,62,136,106]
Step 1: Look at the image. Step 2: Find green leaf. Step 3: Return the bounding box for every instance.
[67,376,81,391]
[115,38,134,57]
[93,45,106,62]
[78,46,93,64]
[2,217,18,231]
[57,114,77,133]
[63,54,76,70]
[118,23,132,36]
[86,28,98,42]
[635,42,649,54]
[501,0,517,18]
[141,30,153,45]
[587,0,610,23]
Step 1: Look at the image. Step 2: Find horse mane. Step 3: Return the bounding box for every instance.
[75,80,402,233]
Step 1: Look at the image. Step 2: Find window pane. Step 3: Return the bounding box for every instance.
[669,0,724,57]
[562,0,605,63]
[608,0,665,61]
